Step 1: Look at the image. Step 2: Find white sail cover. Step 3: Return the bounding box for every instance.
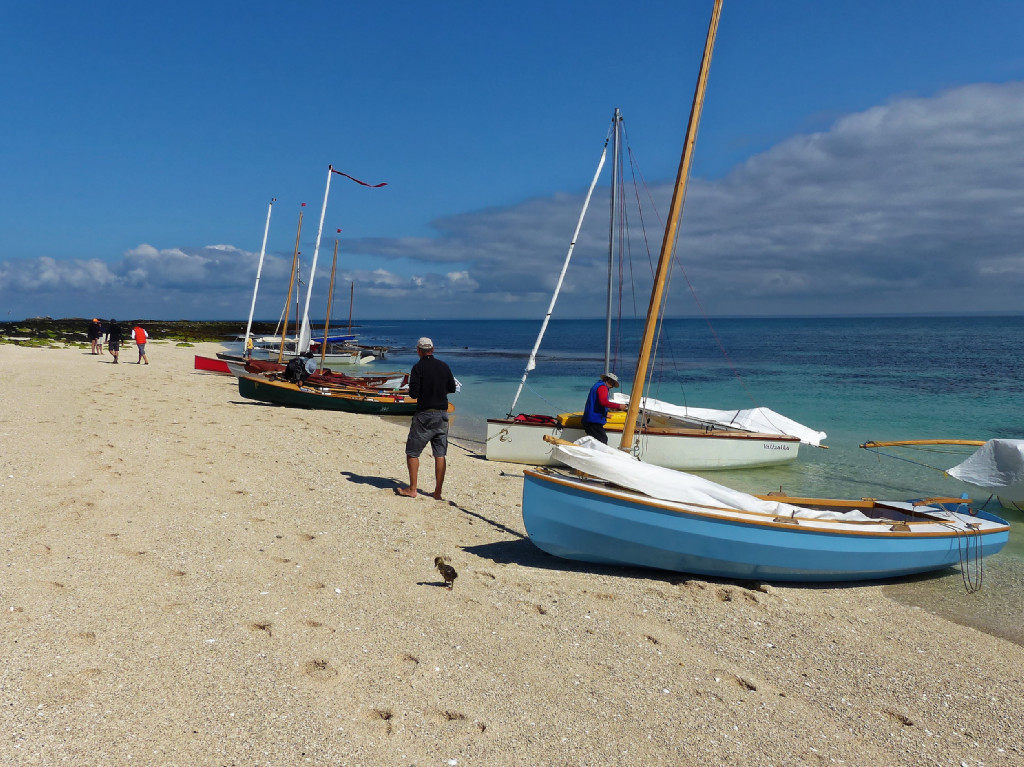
[947,439,1024,501]
[610,394,827,447]
[552,437,868,521]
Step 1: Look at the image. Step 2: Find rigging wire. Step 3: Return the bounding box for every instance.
[862,446,966,475]
[524,383,574,415]
[624,131,767,416]
[613,117,805,448]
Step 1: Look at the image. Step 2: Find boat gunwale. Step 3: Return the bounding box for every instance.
[239,375,455,412]
[486,417,801,443]
[523,468,1009,538]
[242,375,413,403]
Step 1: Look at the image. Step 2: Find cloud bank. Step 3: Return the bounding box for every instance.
[3,82,1023,320]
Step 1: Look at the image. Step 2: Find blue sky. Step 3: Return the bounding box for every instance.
[2,1,1023,322]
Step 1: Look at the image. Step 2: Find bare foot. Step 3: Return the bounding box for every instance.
[394,487,418,498]
[430,490,443,501]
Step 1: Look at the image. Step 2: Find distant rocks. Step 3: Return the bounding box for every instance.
[0,318,279,345]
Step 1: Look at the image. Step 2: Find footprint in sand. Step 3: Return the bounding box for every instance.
[365,708,394,735]
[430,708,487,733]
[249,622,273,637]
[301,659,338,681]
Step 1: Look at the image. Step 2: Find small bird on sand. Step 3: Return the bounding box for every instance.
[434,556,458,590]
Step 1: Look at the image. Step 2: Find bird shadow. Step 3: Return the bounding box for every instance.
[416,581,452,589]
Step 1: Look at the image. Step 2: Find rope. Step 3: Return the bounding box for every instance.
[956,526,985,593]
[862,447,952,475]
[930,514,986,593]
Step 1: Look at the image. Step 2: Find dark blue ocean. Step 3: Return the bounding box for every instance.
[356,315,1024,644]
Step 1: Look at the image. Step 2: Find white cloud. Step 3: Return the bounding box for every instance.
[345,81,1024,315]
[3,81,1024,319]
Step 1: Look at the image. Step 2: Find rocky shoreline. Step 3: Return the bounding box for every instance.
[0,317,279,346]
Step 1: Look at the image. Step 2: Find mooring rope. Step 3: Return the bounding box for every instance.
[937,520,986,593]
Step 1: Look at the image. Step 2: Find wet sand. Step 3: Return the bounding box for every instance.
[1,341,1022,766]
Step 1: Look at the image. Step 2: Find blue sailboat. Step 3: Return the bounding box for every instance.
[519,0,1009,583]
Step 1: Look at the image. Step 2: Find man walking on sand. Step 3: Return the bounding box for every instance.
[132,325,149,364]
[397,337,457,500]
[88,318,102,354]
[106,319,123,364]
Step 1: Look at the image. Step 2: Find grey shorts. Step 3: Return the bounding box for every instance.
[108,341,120,352]
[405,410,449,458]
[137,344,147,355]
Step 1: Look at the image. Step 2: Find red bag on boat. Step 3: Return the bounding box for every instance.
[513,414,558,426]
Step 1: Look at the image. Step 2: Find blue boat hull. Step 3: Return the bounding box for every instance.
[522,471,1009,582]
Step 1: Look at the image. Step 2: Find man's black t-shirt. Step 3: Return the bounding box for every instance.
[409,355,456,411]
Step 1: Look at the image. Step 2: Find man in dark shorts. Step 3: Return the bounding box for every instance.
[106,319,124,364]
[397,337,457,500]
[87,318,102,354]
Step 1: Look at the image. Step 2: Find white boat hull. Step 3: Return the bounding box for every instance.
[485,419,800,470]
[250,350,370,366]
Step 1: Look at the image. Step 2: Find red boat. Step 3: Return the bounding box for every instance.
[194,355,232,374]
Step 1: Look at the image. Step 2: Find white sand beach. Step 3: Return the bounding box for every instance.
[1,340,1022,766]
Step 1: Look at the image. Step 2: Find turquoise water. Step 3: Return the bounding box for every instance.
[361,316,1024,644]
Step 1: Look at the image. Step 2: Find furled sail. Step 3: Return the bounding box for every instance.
[610,394,827,446]
[551,437,865,520]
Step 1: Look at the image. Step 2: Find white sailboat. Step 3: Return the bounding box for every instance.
[484,111,825,470]
[290,163,389,364]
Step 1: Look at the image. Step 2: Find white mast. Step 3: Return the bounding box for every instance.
[605,108,621,374]
[244,198,275,352]
[506,139,609,416]
[299,165,334,353]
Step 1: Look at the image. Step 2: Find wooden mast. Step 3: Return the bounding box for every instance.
[277,209,304,364]
[319,237,340,370]
[619,0,723,450]
[348,281,354,335]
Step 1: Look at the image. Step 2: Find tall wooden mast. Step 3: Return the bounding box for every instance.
[277,209,304,364]
[319,237,340,370]
[619,0,723,450]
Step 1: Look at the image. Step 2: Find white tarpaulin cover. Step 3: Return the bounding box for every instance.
[947,439,1024,502]
[553,437,870,521]
[610,394,827,447]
